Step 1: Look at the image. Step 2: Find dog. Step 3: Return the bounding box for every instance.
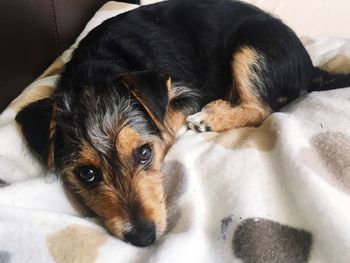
[15,0,350,247]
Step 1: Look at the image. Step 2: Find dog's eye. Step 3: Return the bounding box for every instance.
[75,166,102,183]
[135,144,153,166]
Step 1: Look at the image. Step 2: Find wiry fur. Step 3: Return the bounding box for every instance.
[15,0,350,247]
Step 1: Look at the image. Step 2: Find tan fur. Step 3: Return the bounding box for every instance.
[47,103,64,168]
[79,142,101,167]
[43,46,272,243]
[166,77,172,94]
[126,83,184,152]
[200,47,271,132]
[57,77,186,244]
[116,126,143,161]
[232,47,262,103]
[132,170,167,236]
[63,124,169,240]
[38,57,65,79]
[202,99,270,132]
[115,125,167,236]
[120,73,171,132]
[116,125,168,167]
[164,108,186,135]
[161,84,189,146]
[99,1,134,11]
[73,166,130,238]
[89,186,128,238]
[47,121,56,169]
[133,91,167,131]
[10,85,55,112]
[63,168,128,239]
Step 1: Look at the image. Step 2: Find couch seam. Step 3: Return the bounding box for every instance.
[49,0,61,52]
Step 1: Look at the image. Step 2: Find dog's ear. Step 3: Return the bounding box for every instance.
[118,71,171,127]
[15,98,57,168]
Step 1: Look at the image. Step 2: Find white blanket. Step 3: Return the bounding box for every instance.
[1,2,350,262]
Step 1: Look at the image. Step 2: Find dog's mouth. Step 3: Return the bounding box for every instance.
[61,168,168,248]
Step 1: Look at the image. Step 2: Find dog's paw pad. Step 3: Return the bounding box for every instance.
[186,112,212,133]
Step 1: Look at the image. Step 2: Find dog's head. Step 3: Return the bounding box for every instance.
[16,71,185,247]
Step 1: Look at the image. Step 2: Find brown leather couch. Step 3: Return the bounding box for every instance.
[0,0,139,112]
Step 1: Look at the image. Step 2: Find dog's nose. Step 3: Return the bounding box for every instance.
[124,222,156,247]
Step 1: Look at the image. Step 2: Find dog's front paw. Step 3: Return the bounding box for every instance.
[186,112,212,133]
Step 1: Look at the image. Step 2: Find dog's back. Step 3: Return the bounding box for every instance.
[60,0,287,107]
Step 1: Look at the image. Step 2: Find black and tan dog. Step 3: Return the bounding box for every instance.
[16,0,350,247]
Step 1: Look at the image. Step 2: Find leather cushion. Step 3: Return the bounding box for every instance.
[0,0,139,112]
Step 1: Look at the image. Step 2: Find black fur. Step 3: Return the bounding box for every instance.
[15,98,54,165]
[118,71,170,123]
[14,0,350,247]
[59,0,350,110]
[17,0,350,167]
[123,0,140,4]
[309,67,350,92]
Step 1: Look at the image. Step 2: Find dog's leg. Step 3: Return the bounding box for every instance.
[186,99,270,132]
[187,46,271,132]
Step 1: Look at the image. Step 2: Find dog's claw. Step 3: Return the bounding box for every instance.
[186,112,211,133]
[205,125,212,132]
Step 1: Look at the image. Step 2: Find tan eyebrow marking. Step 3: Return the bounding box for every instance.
[115,125,143,160]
